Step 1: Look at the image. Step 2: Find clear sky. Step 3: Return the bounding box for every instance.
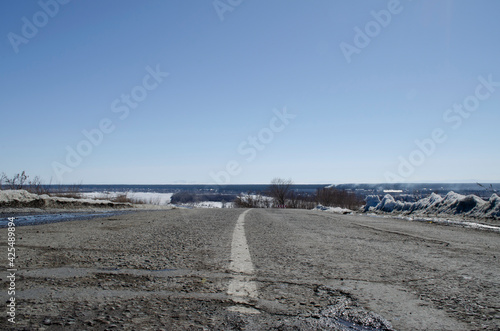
[1,0,499,184]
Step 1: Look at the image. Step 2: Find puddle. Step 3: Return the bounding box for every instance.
[0,211,131,227]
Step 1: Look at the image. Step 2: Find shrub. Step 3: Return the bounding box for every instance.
[1,171,28,189]
[1,171,51,195]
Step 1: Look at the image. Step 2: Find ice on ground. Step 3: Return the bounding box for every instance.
[363,195,381,212]
[315,205,353,214]
[364,191,500,220]
[411,192,443,211]
[377,194,413,213]
[365,213,500,232]
[475,193,500,218]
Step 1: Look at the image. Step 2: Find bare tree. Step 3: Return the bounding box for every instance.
[28,175,49,195]
[268,177,293,207]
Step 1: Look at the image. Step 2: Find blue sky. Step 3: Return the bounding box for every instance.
[1,0,499,184]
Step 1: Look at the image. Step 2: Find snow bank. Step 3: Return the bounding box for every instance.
[364,191,500,220]
[0,190,131,209]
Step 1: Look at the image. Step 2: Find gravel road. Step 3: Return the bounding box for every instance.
[0,208,498,330]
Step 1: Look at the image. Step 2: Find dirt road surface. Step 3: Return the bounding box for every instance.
[1,208,499,330]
